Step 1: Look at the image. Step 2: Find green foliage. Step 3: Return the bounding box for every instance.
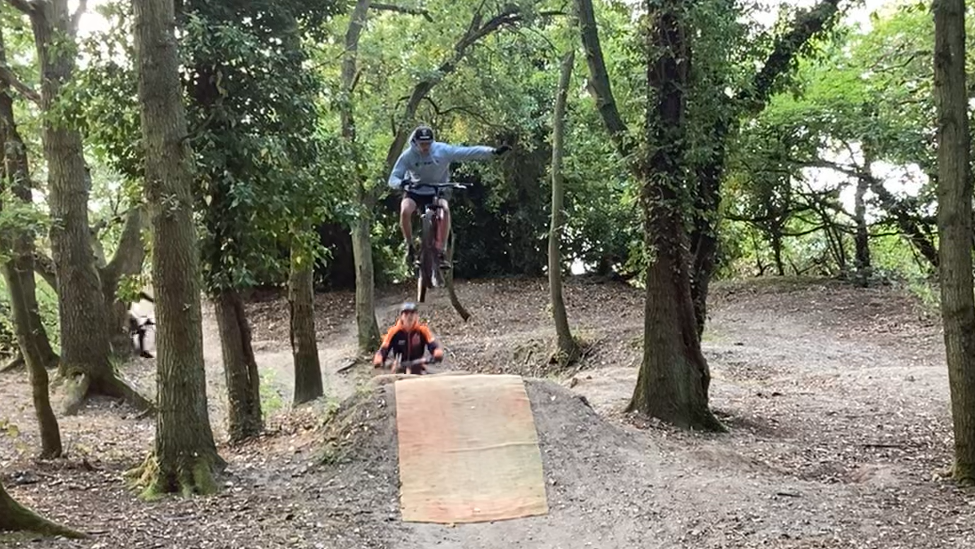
[183,0,344,293]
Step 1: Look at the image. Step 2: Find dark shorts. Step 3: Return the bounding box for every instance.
[404,190,450,213]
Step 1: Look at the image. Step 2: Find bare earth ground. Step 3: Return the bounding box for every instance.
[2,276,974,548]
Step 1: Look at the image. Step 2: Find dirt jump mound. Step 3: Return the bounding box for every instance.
[317,374,655,549]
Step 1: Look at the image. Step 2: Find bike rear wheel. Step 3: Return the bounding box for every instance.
[416,211,436,302]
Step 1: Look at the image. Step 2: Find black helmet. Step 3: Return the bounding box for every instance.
[412,125,434,144]
[400,302,418,314]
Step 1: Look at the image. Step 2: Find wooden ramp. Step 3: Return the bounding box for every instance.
[395,374,549,523]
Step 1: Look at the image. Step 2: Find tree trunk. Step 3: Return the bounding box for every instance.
[27,0,146,414]
[770,226,785,276]
[342,0,380,353]
[0,479,85,538]
[853,169,871,286]
[548,49,579,367]
[2,263,62,457]
[933,0,975,485]
[0,33,59,377]
[132,0,224,495]
[627,0,722,432]
[351,213,380,351]
[214,290,263,442]
[289,245,323,405]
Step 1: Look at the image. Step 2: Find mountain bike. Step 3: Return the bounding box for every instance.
[404,181,467,303]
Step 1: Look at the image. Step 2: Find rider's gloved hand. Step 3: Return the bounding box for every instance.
[399,178,412,189]
[493,144,511,156]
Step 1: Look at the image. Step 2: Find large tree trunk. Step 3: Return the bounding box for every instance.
[132,0,224,495]
[214,290,263,442]
[627,0,722,432]
[0,479,85,538]
[289,245,323,405]
[342,0,380,353]
[933,0,975,485]
[548,49,579,367]
[26,0,147,415]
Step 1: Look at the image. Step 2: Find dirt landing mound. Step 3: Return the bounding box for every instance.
[312,377,864,549]
[314,378,647,547]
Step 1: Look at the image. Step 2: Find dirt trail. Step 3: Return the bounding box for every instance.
[1,277,974,549]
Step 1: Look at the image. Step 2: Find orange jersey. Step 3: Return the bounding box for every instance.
[375,319,443,362]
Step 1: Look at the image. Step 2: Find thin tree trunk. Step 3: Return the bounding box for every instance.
[853,144,873,286]
[214,290,263,442]
[0,479,85,538]
[0,23,59,378]
[627,0,722,431]
[351,213,380,351]
[289,245,323,405]
[770,226,785,276]
[2,264,61,457]
[933,0,975,485]
[131,0,224,495]
[0,27,62,455]
[548,49,579,367]
[342,0,380,353]
[853,176,870,285]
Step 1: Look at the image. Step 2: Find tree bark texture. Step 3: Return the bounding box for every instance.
[214,290,263,442]
[342,0,380,352]
[289,246,323,405]
[933,0,975,484]
[548,49,579,366]
[30,1,111,388]
[132,0,224,494]
[627,0,722,431]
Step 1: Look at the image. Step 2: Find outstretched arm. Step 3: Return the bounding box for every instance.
[439,143,501,162]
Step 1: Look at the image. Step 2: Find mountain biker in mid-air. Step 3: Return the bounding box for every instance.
[388,125,510,268]
[373,302,445,375]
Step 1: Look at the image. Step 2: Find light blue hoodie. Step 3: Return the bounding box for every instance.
[387,128,496,196]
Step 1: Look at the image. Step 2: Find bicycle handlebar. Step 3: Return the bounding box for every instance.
[404,181,468,191]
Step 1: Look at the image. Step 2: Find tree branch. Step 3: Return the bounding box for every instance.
[99,206,147,291]
[381,5,524,175]
[371,2,433,22]
[70,0,88,36]
[33,252,57,291]
[742,0,841,112]
[576,0,630,158]
[4,0,36,15]
[0,64,41,105]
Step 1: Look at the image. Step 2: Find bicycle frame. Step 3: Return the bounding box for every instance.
[404,181,467,302]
